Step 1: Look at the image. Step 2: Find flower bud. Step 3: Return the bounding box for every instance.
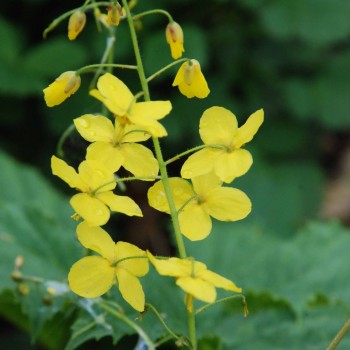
[107,2,123,26]
[68,10,86,40]
[43,71,81,107]
[165,21,184,59]
[172,59,210,98]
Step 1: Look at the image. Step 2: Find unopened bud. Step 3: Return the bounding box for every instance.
[18,283,30,295]
[11,270,22,282]
[15,255,24,270]
[68,10,87,40]
[107,3,123,26]
[165,21,184,59]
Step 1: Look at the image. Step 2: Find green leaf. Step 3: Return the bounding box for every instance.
[0,150,80,345]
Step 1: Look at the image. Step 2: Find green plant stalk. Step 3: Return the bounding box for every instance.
[99,301,156,350]
[146,58,188,83]
[145,303,179,341]
[188,307,197,349]
[77,63,137,75]
[122,1,197,347]
[122,0,187,259]
[326,317,350,350]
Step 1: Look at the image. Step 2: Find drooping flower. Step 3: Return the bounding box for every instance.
[165,21,184,59]
[90,73,172,137]
[69,222,149,311]
[148,251,241,310]
[172,59,210,99]
[181,107,264,183]
[148,172,251,241]
[51,156,142,226]
[107,2,124,26]
[68,10,86,40]
[43,71,81,107]
[74,114,159,178]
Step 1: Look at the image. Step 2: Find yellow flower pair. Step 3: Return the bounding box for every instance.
[69,222,241,312]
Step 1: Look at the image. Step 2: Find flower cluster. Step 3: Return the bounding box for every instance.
[44,2,263,319]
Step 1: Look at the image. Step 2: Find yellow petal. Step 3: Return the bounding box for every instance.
[86,142,124,173]
[214,149,253,181]
[179,203,212,241]
[181,148,220,179]
[51,156,87,192]
[76,221,115,262]
[95,73,133,115]
[116,269,145,312]
[235,109,264,148]
[68,256,115,298]
[205,187,251,221]
[70,193,110,227]
[78,160,116,191]
[172,63,185,87]
[97,191,143,217]
[147,251,191,277]
[176,277,216,303]
[131,101,172,121]
[115,242,148,276]
[198,269,242,293]
[199,106,238,145]
[129,101,172,137]
[122,143,159,179]
[191,172,222,194]
[147,178,194,213]
[74,114,114,142]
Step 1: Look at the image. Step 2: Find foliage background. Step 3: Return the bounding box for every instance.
[1,0,350,349]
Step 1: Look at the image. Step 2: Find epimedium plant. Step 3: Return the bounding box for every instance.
[19,1,266,349]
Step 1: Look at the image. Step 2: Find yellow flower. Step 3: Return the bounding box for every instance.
[74,114,159,178]
[147,251,241,310]
[148,172,251,241]
[172,59,210,99]
[107,3,124,26]
[69,222,149,311]
[181,107,264,183]
[43,71,81,107]
[68,10,87,40]
[165,21,184,59]
[51,156,142,226]
[90,73,172,137]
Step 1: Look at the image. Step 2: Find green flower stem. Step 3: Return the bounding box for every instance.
[145,303,179,341]
[188,308,197,349]
[92,175,161,195]
[99,301,156,350]
[146,58,188,83]
[115,255,148,266]
[122,0,187,259]
[133,9,173,22]
[165,145,207,165]
[89,33,116,91]
[56,123,76,158]
[326,317,350,350]
[77,63,137,75]
[195,294,246,315]
[165,143,228,165]
[43,2,111,38]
